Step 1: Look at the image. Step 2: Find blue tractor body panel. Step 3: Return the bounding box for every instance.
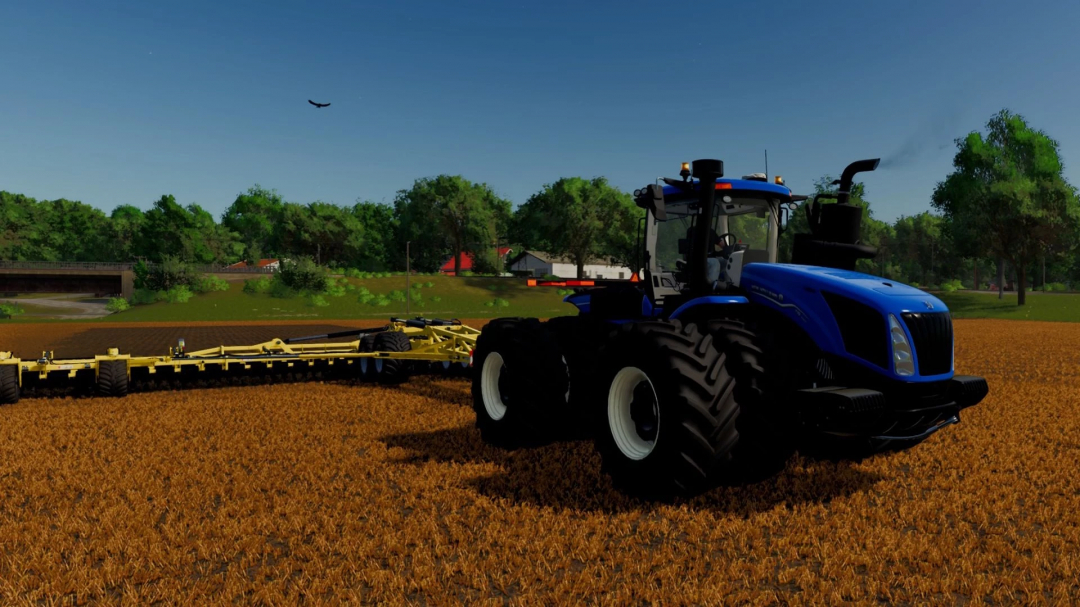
[667,296,749,319]
[563,293,750,321]
[738,263,953,383]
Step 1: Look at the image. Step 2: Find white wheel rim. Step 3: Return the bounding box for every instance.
[441,360,451,370]
[481,351,508,420]
[608,366,660,460]
[375,358,384,373]
[360,358,369,374]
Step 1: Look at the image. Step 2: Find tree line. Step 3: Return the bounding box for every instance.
[1,109,1077,304]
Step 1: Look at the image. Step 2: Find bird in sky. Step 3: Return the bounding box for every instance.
[308,100,330,108]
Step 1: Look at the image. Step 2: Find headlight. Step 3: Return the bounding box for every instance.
[889,314,914,376]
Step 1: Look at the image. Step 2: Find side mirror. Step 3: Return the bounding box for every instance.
[678,238,688,255]
[634,184,667,221]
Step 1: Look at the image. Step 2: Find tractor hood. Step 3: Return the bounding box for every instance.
[744,264,944,304]
[775,265,931,297]
[739,263,952,382]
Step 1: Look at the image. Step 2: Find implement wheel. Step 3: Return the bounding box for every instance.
[97,360,129,398]
[0,365,19,405]
[357,333,378,381]
[373,331,411,384]
[471,317,567,448]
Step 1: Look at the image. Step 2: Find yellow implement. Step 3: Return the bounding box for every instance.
[0,317,479,404]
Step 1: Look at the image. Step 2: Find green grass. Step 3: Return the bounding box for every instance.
[9,277,1078,324]
[935,291,1080,322]
[94,275,577,323]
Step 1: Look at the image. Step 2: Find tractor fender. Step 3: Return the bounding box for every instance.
[666,296,749,321]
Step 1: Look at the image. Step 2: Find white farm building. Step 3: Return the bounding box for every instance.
[508,250,633,280]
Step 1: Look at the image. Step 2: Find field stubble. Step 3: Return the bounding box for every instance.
[1,319,1079,604]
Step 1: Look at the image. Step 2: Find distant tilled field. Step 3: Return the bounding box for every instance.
[1,319,1078,604]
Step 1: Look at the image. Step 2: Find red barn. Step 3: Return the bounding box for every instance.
[439,248,512,275]
[227,259,281,271]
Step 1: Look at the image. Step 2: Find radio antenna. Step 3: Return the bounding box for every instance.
[765,149,769,180]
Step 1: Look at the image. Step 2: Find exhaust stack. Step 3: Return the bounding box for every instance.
[836,158,880,205]
[792,158,882,271]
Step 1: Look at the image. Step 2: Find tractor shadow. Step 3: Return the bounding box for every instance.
[379,425,885,516]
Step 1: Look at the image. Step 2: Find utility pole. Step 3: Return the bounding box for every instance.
[405,241,411,315]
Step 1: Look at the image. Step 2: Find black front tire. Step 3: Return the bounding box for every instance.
[0,365,19,405]
[97,360,129,397]
[593,320,736,497]
[593,319,790,498]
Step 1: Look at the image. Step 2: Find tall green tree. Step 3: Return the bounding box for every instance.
[188,204,244,264]
[109,205,147,262]
[221,185,285,263]
[393,175,510,274]
[275,202,366,267]
[138,195,242,264]
[931,109,1080,305]
[39,199,113,262]
[513,177,638,278]
[891,212,959,287]
[351,200,397,271]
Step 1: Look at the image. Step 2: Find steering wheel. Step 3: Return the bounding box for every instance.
[712,232,738,253]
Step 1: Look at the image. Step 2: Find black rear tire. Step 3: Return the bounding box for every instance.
[0,365,19,405]
[545,314,615,437]
[706,319,795,479]
[373,331,412,384]
[471,317,568,449]
[97,360,129,397]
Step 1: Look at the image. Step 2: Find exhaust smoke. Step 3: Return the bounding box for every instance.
[878,105,965,169]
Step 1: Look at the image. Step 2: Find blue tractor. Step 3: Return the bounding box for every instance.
[471,158,989,497]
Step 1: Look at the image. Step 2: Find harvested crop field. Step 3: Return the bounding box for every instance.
[1,319,1079,604]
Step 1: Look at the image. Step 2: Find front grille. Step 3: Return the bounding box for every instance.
[822,292,889,369]
[901,312,953,376]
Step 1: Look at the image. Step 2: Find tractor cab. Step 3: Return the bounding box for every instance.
[635,161,795,308]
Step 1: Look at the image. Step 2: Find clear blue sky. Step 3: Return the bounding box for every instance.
[2,0,1078,224]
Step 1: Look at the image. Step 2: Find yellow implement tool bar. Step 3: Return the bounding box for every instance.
[0,318,480,403]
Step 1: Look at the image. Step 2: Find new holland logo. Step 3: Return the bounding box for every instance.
[923,300,934,310]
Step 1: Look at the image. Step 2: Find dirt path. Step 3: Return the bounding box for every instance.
[0,294,111,319]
